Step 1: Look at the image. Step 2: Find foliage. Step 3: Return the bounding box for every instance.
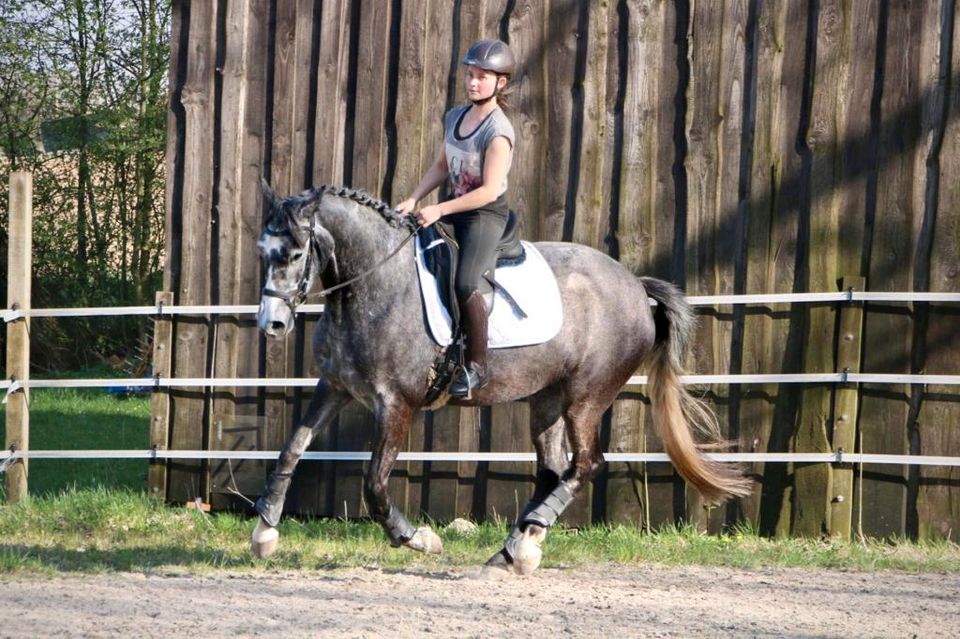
[0,0,170,370]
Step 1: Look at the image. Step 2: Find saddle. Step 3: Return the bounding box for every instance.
[420,209,525,325]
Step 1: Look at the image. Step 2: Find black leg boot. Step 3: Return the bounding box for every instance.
[449,290,489,398]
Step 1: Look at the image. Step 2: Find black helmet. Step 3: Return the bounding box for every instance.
[462,39,516,76]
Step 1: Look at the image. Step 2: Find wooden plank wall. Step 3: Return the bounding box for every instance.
[163,0,960,539]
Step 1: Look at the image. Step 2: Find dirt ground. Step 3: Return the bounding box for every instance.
[1,564,957,638]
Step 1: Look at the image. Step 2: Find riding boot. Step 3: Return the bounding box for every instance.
[449,290,489,398]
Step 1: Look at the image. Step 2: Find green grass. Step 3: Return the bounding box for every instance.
[0,386,151,498]
[0,488,958,575]
[1,381,958,576]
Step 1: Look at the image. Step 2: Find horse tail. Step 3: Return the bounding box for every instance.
[639,277,752,503]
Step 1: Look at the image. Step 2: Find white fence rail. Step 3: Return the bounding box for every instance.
[2,449,960,467]
[4,290,959,469]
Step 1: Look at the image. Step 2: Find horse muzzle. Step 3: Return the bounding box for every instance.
[257,296,295,338]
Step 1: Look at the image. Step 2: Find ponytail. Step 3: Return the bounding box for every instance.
[496,76,515,113]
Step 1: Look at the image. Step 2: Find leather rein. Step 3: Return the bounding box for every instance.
[261,214,418,312]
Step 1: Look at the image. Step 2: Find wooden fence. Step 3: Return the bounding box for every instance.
[161,0,960,539]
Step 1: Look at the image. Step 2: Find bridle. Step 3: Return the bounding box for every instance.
[260,213,418,314]
[260,215,323,313]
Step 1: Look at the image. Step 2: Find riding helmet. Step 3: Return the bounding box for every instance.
[462,39,516,76]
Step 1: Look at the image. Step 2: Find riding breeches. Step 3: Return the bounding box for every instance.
[438,195,509,304]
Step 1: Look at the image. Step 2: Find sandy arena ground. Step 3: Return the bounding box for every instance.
[1,564,957,638]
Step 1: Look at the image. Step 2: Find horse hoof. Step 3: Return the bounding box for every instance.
[406,526,443,554]
[512,525,546,575]
[251,518,279,559]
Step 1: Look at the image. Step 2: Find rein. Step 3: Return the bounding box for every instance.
[306,226,418,299]
[261,218,419,311]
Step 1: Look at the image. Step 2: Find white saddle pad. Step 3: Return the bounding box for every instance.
[415,236,563,348]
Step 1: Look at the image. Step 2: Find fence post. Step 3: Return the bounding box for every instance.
[148,291,175,499]
[830,276,866,539]
[5,171,32,503]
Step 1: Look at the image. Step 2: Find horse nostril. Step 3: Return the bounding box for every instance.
[270,321,286,332]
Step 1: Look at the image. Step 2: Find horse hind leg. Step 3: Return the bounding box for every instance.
[487,390,598,575]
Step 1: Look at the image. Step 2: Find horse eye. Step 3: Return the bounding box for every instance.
[290,251,303,261]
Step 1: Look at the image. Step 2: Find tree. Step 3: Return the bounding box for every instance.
[0,0,170,370]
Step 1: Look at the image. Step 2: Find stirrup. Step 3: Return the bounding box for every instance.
[449,365,485,398]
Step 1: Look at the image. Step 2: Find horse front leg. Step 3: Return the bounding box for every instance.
[364,402,442,554]
[251,381,350,558]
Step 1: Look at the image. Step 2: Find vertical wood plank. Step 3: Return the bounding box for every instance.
[168,0,217,503]
[149,291,175,500]
[333,402,373,519]
[455,407,482,518]
[541,0,579,241]
[208,0,258,508]
[830,276,865,539]
[607,0,668,527]
[738,0,782,529]
[391,0,457,520]
[4,171,32,503]
[748,0,808,538]
[683,0,747,531]
[313,0,351,185]
[236,0,270,440]
[794,0,846,538]
[351,0,393,193]
[648,0,686,527]
[617,0,665,272]
[506,0,547,241]
[825,0,879,535]
[485,402,535,524]
[570,0,615,251]
[915,0,959,541]
[163,0,185,294]
[391,0,451,204]
[858,0,922,538]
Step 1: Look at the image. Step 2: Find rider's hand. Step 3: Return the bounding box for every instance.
[416,204,444,228]
[394,198,417,217]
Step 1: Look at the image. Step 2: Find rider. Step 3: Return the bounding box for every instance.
[395,39,517,398]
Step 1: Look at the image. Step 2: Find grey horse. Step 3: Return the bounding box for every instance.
[251,182,750,574]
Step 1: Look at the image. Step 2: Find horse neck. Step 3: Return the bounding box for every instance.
[314,197,414,298]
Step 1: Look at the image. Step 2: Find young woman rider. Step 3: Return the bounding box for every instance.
[394,39,517,398]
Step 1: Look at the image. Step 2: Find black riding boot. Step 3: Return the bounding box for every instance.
[449,290,489,398]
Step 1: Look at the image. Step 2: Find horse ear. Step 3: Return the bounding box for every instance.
[261,178,280,209]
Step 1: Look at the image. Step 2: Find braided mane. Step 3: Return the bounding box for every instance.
[301,184,416,230]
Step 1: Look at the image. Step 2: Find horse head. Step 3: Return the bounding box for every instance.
[256,180,335,337]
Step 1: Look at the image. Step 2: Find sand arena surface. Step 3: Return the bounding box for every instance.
[1,563,957,637]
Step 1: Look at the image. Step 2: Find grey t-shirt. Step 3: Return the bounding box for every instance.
[443,105,515,199]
